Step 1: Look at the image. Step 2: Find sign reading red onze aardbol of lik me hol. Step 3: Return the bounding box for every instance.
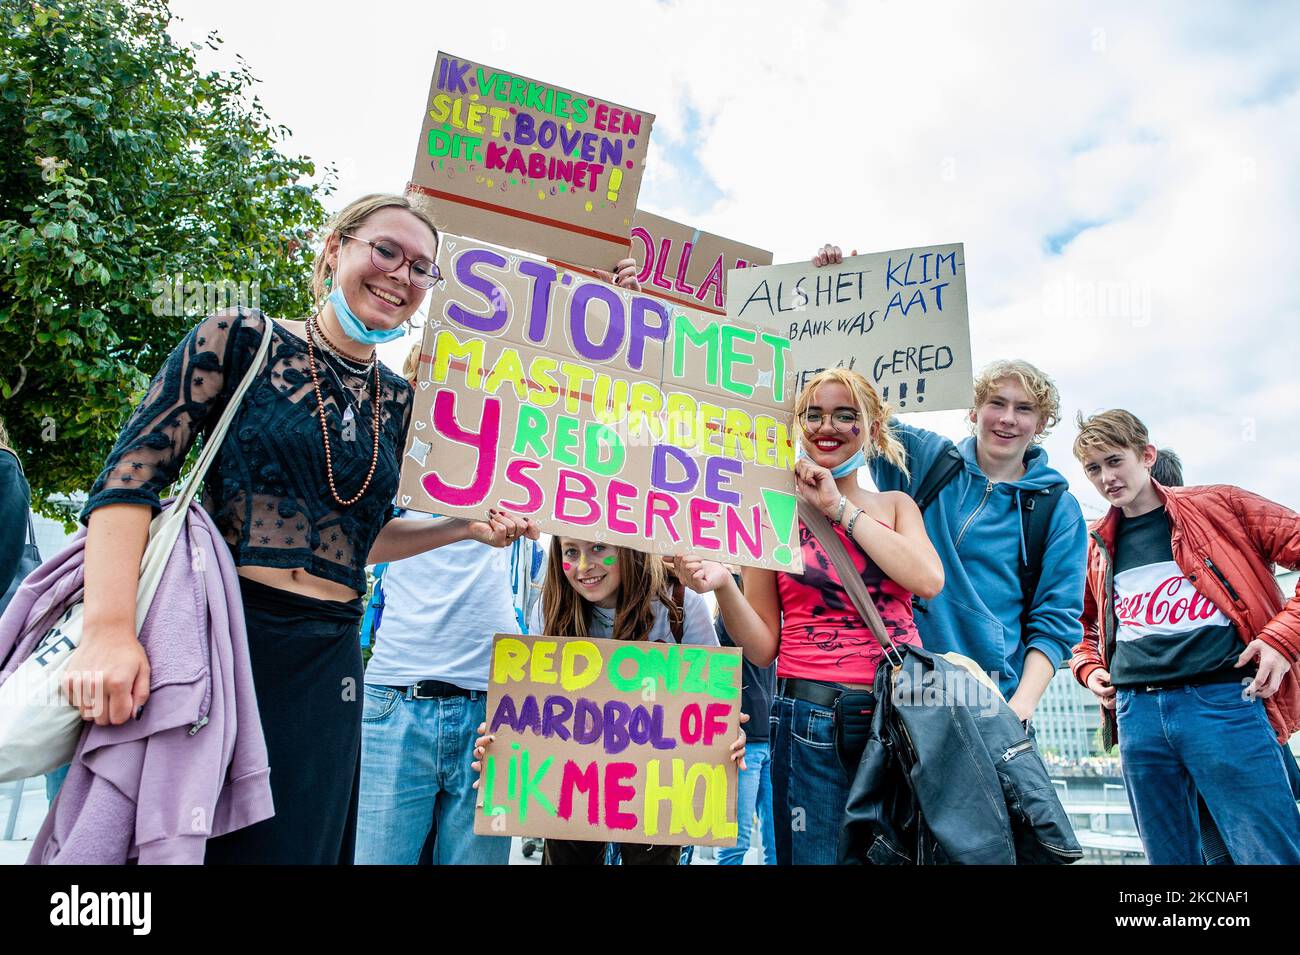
[551,210,773,316]
[726,244,973,412]
[408,51,655,271]
[473,634,742,846]
[396,233,803,573]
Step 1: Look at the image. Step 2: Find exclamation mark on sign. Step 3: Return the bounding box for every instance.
[761,489,798,567]
[897,382,909,408]
[606,168,623,202]
[915,379,925,404]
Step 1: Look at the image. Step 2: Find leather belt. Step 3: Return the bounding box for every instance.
[383,680,480,700]
[778,677,857,709]
[1125,672,1250,694]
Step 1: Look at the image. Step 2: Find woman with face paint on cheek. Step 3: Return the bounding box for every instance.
[672,367,944,865]
[470,536,749,865]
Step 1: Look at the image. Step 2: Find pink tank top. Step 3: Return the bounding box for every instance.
[776,517,921,686]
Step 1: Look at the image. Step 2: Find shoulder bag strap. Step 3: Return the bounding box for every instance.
[797,499,905,667]
[171,316,275,514]
[1017,486,1064,634]
[913,441,963,513]
[134,317,275,621]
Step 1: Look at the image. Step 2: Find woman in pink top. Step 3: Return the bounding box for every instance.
[677,367,942,864]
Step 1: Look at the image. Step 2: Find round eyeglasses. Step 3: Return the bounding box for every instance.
[343,234,441,290]
[799,409,861,433]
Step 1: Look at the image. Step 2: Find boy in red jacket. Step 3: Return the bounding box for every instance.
[1071,409,1300,864]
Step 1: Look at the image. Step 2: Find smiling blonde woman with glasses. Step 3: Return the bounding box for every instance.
[66,193,538,864]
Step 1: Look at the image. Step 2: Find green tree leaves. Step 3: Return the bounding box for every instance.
[0,0,333,524]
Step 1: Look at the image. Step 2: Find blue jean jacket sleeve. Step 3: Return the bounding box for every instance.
[1022,491,1088,671]
[869,418,950,496]
[0,452,29,593]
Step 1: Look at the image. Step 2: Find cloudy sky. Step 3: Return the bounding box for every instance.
[169,0,1300,515]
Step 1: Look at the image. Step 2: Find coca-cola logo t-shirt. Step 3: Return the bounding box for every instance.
[1110,506,1242,688]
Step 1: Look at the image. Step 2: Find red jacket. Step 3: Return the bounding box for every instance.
[1071,481,1300,746]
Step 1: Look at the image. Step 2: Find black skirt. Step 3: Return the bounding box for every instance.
[205,577,364,865]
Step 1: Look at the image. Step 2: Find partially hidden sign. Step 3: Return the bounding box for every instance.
[397,233,803,573]
[473,633,742,846]
[726,244,974,412]
[409,51,655,271]
[552,210,773,316]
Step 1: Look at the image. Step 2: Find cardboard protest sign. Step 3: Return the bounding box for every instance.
[473,633,742,846]
[408,51,654,271]
[726,244,973,412]
[551,210,773,316]
[397,233,802,572]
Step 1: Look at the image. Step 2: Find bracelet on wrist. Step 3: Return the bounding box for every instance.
[833,496,848,525]
[845,506,865,537]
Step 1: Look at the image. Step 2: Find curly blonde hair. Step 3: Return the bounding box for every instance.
[794,367,909,480]
[971,359,1061,440]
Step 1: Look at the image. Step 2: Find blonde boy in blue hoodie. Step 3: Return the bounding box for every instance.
[814,244,1089,724]
[874,360,1088,722]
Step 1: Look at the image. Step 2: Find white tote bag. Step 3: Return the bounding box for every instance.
[0,319,272,783]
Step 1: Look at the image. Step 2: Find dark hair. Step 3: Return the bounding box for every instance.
[1151,448,1184,487]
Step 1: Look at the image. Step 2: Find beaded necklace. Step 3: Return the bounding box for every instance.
[305,313,382,508]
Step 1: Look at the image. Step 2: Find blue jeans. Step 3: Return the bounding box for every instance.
[770,695,852,865]
[1116,682,1300,865]
[716,740,775,865]
[355,687,510,865]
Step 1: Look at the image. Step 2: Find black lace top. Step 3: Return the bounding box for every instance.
[81,309,413,594]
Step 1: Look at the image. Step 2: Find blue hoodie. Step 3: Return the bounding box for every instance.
[870,422,1088,697]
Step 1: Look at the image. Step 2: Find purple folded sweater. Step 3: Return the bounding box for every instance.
[0,502,273,863]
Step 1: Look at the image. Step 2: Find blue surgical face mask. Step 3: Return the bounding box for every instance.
[830,448,869,478]
[329,283,405,345]
[796,441,870,477]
